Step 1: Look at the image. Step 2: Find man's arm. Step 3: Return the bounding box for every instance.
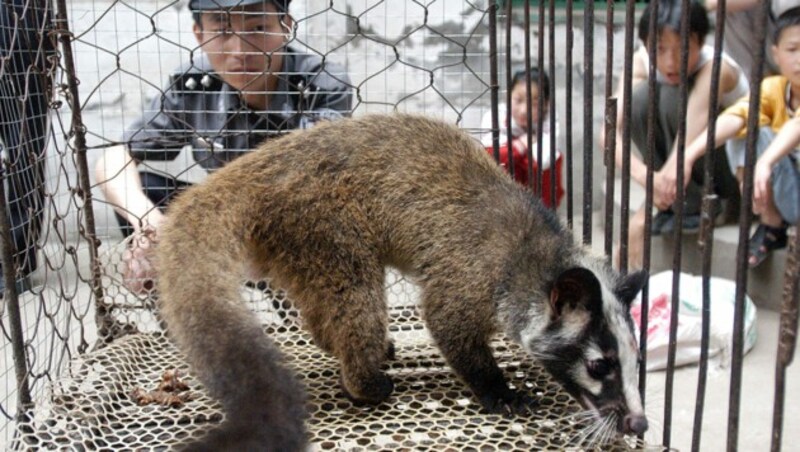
[94,145,166,234]
[94,145,164,295]
[101,71,198,231]
[92,70,190,296]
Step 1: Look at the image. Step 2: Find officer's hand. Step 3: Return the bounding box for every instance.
[122,226,159,295]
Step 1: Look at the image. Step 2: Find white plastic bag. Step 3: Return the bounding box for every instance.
[630,271,758,372]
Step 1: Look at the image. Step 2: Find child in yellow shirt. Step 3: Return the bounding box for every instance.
[663,7,800,267]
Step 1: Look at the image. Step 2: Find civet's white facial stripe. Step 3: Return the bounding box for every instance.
[602,283,644,416]
[579,254,644,416]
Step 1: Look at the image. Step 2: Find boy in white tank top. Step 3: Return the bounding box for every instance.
[601,0,748,270]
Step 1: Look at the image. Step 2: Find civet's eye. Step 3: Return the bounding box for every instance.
[587,359,611,380]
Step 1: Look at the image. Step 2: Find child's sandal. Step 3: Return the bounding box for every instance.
[748,223,788,268]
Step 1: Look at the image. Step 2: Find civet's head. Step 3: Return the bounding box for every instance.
[523,265,649,435]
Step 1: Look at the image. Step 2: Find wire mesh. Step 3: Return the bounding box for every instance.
[8,282,662,450]
[1,0,83,437]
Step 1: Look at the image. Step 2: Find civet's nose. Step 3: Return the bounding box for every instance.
[623,413,649,435]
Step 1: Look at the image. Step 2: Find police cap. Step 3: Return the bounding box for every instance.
[189,0,291,12]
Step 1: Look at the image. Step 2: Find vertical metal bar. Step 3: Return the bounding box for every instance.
[618,0,636,274]
[534,0,545,196]
[771,227,800,452]
[524,0,533,192]
[692,0,727,449]
[582,0,594,245]
[53,0,107,336]
[0,147,33,418]
[603,0,614,261]
[0,158,33,418]
[692,192,718,450]
[505,0,514,179]
[0,0,53,421]
[639,0,659,414]
[565,0,574,228]
[604,98,617,263]
[489,0,500,163]
[663,0,693,446]
[547,0,556,210]
[728,2,770,450]
[604,0,614,102]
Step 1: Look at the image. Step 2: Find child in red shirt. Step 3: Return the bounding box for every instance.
[482,67,564,208]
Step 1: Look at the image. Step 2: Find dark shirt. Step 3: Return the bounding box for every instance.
[124,46,353,171]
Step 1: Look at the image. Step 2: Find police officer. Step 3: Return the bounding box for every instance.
[94,0,353,294]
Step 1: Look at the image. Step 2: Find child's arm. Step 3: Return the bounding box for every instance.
[666,58,739,162]
[705,0,761,13]
[655,113,745,208]
[754,117,800,211]
[683,113,745,174]
[609,50,649,187]
[647,61,738,210]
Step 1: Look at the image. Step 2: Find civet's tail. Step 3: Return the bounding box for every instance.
[156,186,308,451]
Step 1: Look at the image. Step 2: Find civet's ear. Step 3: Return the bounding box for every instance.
[614,270,648,309]
[549,267,602,320]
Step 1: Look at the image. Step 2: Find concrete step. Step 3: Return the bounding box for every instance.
[602,177,788,312]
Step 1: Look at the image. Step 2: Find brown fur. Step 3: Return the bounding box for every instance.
[156,114,619,449]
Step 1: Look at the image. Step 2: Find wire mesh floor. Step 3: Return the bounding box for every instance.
[9,296,658,451]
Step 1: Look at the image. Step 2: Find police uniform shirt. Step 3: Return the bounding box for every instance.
[123,46,353,171]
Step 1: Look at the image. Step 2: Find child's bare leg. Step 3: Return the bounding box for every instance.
[749,184,787,267]
[615,207,646,271]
